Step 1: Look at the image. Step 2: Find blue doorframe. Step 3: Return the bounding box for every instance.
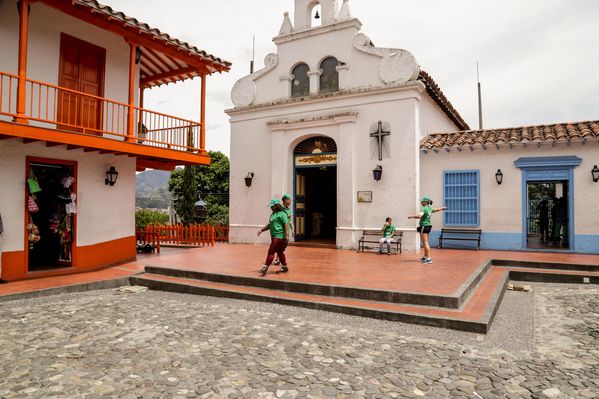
[514,156,582,251]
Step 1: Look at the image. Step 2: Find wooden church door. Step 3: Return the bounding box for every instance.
[295,172,306,240]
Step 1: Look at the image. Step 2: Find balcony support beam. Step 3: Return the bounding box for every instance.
[200,74,206,154]
[14,0,30,124]
[126,42,137,142]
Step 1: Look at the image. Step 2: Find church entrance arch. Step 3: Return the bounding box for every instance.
[293,136,337,244]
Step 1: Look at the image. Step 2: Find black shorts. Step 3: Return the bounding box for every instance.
[417,226,432,234]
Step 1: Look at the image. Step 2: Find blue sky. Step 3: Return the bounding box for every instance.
[101,0,599,155]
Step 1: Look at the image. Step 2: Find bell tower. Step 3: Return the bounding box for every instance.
[294,0,339,31]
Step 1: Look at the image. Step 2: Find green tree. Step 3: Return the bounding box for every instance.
[135,209,169,229]
[168,151,230,225]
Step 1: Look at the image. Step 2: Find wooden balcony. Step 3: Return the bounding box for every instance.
[0,71,208,170]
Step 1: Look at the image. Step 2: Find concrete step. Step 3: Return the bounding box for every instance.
[143,262,492,309]
[130,268,510,334]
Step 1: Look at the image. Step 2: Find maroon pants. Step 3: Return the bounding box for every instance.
[265,238,287,266]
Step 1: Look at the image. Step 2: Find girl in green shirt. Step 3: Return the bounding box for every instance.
[408,196,446,264]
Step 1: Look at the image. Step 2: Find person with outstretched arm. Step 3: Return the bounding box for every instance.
[408,196,446,264]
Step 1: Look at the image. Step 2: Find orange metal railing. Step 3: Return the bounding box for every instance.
[0,71,203,153]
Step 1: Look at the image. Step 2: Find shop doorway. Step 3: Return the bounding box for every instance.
[526,181,570,250]
[293,136,337,245]
[26,158,77,271]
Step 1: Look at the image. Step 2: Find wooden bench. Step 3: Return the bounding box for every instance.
[358,230,403,254]
[438,228,482,250]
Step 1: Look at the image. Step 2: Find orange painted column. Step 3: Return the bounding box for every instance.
[200,74,206,154]
[14,0,30,124]
[126,43,136,142]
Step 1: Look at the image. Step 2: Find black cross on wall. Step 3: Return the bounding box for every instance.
[370,121,390,161]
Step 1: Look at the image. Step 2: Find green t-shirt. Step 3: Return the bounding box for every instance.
[419,205,433,227]
[382,224,395,237]
[269,211,289,239]
[284,206,292,218]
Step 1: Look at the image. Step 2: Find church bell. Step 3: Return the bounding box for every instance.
[314,10,320,19]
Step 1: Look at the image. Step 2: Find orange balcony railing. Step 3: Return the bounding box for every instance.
[0,71,203,152]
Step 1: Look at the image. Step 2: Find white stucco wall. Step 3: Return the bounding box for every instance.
[419,95,461,137]
[0,140,135,253]
[0,1,136,124]
[229,84,432,251]
[420,143,599,252]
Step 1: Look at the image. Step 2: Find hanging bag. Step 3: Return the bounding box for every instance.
[27,170,42,194]
[27,195,39,213]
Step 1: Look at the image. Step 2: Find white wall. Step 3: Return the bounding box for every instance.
[0,140,135,252]
[420,142,599,251]
[419,94,461,137]
[229,84,428,251]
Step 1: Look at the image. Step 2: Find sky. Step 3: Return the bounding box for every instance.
[100,0,599,156]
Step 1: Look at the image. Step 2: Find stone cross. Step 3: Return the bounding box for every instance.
[370,121,390,161]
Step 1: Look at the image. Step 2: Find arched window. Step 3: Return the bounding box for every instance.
[319,57,339,93]
[291,63,310,98]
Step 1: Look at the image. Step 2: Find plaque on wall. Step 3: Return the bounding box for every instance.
[357,191,372,203]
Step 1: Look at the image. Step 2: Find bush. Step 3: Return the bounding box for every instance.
[136,209,169,229]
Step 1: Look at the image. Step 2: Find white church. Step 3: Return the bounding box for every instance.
[227,0,599,254]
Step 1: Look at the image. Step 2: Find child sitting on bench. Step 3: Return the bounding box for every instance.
[378,217,395,255]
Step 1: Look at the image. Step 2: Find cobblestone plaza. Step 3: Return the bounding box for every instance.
[1,283,598,398]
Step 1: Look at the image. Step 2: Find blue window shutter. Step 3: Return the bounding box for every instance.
[443,170,480,227]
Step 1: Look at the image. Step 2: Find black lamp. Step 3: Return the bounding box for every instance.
[495,169,503,185]
[245,172,254,187]
[372,165,383,182]
[135,47,143,64]
[105,166,119,186]
[592,165,599,183]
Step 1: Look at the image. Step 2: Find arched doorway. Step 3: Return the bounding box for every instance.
[293,136,337,244]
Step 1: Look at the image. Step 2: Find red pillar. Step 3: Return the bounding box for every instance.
[14,0,30,124]
[126,42,136,142]
[200,74,206,154]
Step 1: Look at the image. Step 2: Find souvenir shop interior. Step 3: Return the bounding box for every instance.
[27,160,76,271]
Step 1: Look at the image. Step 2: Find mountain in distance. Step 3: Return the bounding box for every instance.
[136,170,172,209]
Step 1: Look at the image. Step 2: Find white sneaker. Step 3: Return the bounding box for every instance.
[424,258,433,264]
[420,257,427,262]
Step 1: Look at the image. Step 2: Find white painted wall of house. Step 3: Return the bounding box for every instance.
[0,141,136,252]
[420,143,599,252]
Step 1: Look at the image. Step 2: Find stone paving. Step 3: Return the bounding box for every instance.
[0,283,597,399]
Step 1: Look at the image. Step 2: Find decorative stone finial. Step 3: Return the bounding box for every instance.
[338,0,352,20]
[279,11,294,35]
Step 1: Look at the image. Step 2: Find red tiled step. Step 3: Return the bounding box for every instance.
[130,268,510,334]
[143,263,492,309]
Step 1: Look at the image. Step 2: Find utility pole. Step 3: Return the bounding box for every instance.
[250,35,255,74]
[477,61,483,130]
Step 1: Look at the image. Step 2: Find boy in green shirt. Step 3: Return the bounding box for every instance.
[274,194,294,265]
[257,199,290,275]
[408,196,446,264]
[378,217,395,255]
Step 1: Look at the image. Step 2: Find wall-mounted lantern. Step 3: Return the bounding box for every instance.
[592,165,599,183]
[245,172,254,187]
[105,166,119,186]
[372,165,383,182]
[495,169,503,185]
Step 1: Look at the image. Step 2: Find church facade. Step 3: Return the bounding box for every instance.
[227,0,599,254]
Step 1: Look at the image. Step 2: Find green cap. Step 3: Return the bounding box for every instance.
[269,199,280,208]
[282,194,291,200]
[420,196,431,202]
